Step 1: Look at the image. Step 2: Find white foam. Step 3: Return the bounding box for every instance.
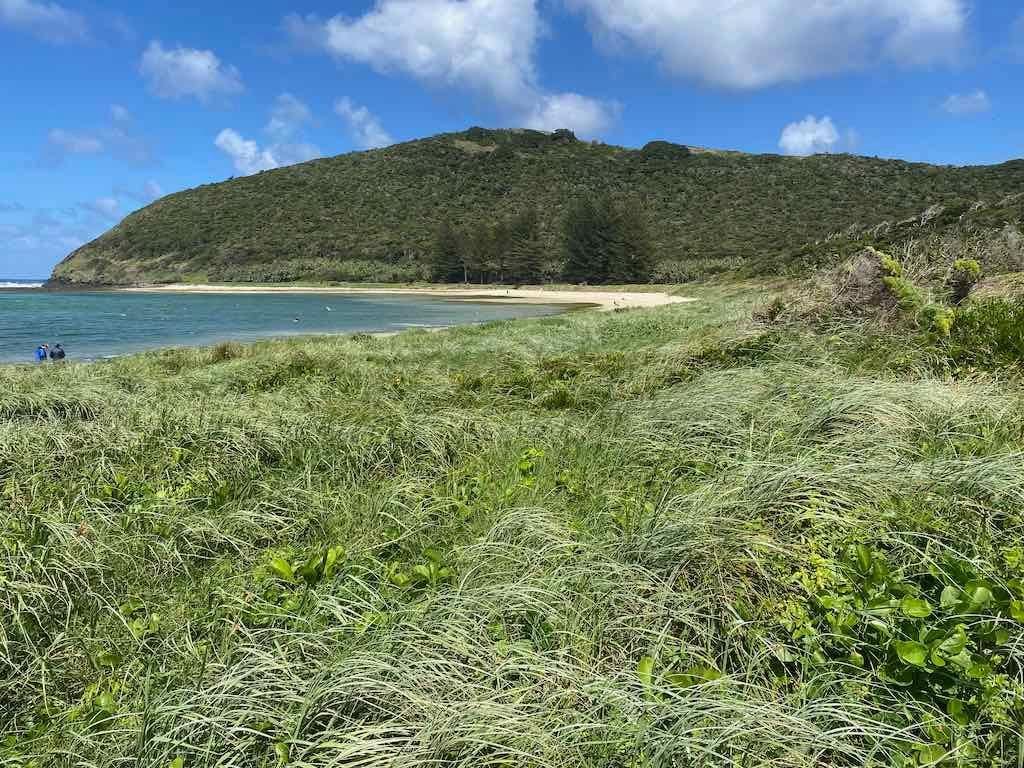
[0,281,43,288]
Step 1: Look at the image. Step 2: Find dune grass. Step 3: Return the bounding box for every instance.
[2,282,1023,767]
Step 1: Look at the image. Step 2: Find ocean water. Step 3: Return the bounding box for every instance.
[0,289,567,363]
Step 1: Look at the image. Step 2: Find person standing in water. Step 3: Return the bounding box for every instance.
[35,344,48,363]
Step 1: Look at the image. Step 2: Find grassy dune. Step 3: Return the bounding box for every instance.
[2,281,1023,767]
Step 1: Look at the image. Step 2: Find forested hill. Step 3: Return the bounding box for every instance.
[51,127,1024,286]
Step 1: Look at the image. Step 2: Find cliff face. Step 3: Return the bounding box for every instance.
[50,127,1024,285]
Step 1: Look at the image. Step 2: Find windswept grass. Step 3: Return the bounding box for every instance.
[2,282,1023,767]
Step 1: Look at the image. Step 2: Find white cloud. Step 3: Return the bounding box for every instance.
[942,90,991,115]
[214,129,321,176]
[335,98,393,149]
[568,0,967,88]
[779,115,846,156]
[287,0,615,136]
[80,196,120,220]
[267,93,313,141]
[140,41,243,103]
[45,106,154,167]
[523,92,618,136]
[47,129,103,155]
[0,0,88,43]
[215,129,279,175]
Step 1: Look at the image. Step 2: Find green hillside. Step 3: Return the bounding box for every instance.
[51,127,1024,286]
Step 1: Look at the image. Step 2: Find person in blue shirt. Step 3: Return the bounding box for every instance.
[35,344,48,363]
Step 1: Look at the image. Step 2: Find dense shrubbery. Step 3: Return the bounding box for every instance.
[51,128,1024,285]
[942,297,1024,370]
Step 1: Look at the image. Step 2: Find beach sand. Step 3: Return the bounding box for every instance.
[122,285,695,312]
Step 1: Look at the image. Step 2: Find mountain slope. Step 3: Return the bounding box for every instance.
[52,128,1024,285]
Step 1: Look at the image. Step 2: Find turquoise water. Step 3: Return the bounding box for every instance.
[0,289,566,363]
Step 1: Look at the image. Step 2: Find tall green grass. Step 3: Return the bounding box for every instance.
[2,283,1022,767]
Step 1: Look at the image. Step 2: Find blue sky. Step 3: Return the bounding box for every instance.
[1,0,1023,278]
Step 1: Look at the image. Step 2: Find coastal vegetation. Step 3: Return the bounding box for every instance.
[5,252,1024,765]
[50,127,1024,286]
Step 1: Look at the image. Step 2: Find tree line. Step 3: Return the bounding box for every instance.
[431,194,654,285]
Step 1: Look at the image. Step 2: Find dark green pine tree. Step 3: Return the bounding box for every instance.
[490,219,512,283]
[563,197,602,284]
[508,207,544,283]
[607,196,655,283]
[465,223,493,284]
[432,219,464,283]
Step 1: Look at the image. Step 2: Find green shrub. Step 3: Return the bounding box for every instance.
[942,298,1024,369]
[883,275,925,311]
[918,304,954,336]
[948,259,982,305]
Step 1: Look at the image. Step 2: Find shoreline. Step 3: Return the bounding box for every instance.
[120,284,695,312]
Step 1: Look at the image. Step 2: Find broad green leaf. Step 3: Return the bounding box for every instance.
[894,640,928,668]
[94,649,122,669]
[274,742,290,766]
[169,758,185,768]
[772,644,798,663]
[854,544,873,574]
[848,650,865,667]
[269,557,295,583]
[95,692,116,713]
[947,698,970,727]
[914,742,947,765]
[1010,599,1024,622]
[994,628,1010,645]
[964,581,994,610]
[940,585,960,609]
[666,665,723,689]
[947,649,974,671]
[937,625,968,656]
[966,660,991,680]
[637,656,655,689]
[323,546,344,578]
[900,596,933,618]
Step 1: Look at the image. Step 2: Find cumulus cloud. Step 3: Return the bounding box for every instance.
[140,41,243,103]
[46,129,103,156]
[0,0,88,43]
[80,197,120,220]
[266,93,313,141]
[214,130,278,175]
[568,0,967,88]
[522,92,618,136]
[942,90,991,116]
[335,98,393,149]
[214,129,321,176]
[287,0,615,136]
[44,106,154,167]
[779,115,852,156]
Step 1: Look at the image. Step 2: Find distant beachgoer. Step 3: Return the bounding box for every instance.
[35,344,48,363]
[50,344,66,363]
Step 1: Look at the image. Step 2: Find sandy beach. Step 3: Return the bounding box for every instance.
[122,285,695,312]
